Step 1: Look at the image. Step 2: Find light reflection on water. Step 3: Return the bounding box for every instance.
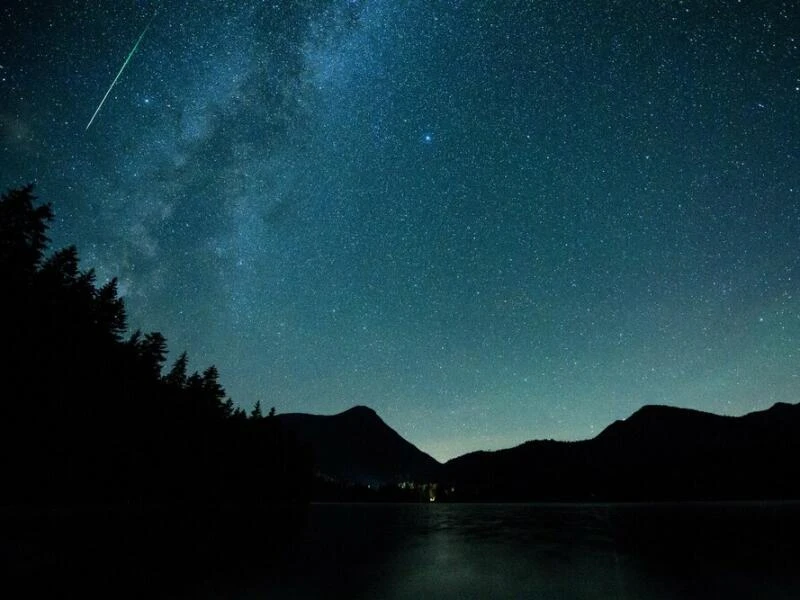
[249,502,800,600]
[10,502,795,597]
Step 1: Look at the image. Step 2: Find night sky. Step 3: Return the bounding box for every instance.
[2,1,798,461]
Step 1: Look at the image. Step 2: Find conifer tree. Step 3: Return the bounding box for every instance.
[250,400,263,420]
[164,351,189,389]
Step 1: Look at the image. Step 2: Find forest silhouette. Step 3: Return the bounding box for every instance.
[0,185,312,508]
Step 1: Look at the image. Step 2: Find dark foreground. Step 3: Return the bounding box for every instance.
[1,504,306,599]
[4,502,800,599]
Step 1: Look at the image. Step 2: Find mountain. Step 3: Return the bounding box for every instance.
[443,402,800,501]
[276,406,441,486]
[275,402,800,501]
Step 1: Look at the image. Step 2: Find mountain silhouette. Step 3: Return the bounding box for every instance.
[276,406,441,486]
[443,402,800,501]
[274,402,800,500]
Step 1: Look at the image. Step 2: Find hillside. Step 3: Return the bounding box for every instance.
[443,402,800,501]
[277,406,441,486]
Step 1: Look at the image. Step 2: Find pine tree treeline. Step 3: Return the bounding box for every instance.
[0,185,311,506]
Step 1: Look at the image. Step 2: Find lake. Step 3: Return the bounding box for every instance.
[247,502,800,599]
[6,502,800,598]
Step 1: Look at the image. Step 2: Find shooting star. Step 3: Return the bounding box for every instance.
[86,16,155,131]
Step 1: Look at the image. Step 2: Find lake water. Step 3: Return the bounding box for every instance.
[243,502,800,599]
[6,502,800,598]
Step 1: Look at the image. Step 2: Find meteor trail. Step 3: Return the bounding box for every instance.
[86,16,154,131]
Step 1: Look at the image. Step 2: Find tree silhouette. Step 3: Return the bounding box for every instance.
[140,331,168,378]
[251,400,263,420]
[94,278,127,342]
[0,185,312,507]
[164,351,189,389]
[0,184,51,281]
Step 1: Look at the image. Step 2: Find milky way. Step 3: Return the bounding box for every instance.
[2,0,798,460]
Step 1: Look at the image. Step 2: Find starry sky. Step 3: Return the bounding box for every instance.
[2,0,798,461]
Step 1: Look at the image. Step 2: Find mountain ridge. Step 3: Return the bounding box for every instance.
[443,401,800,500]
[276,406,440,486]
[278,401,800,500]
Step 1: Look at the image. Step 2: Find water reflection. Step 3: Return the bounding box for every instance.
[6,502,799,598]
[257,502,800,600]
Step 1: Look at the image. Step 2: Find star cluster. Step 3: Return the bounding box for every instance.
[1,0,798,460]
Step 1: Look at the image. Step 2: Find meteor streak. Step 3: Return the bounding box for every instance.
[86,16,154,131]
